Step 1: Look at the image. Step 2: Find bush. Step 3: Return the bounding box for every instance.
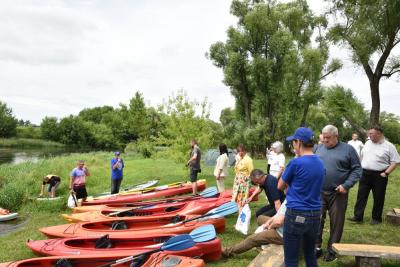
[125,139,155,158]
[0,183,25,211]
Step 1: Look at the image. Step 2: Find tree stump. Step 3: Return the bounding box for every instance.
[247,244,284,267]
[386,210,400,226]
[356,256,381,267]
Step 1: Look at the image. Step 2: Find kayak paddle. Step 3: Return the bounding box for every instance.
[189,224,216,242]
[98,234,195,267]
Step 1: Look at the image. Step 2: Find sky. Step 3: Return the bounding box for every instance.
[0,0,399,125]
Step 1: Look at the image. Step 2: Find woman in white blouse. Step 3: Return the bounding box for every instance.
[268,141,285,179]
[214,143,229,192]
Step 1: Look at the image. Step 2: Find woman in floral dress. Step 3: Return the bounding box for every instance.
[232,144,254,207]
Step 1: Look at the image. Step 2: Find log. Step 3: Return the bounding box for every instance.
[387,210,400,226]
[247,244,284,267]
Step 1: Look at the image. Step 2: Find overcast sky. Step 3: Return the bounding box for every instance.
[0,0,399,125]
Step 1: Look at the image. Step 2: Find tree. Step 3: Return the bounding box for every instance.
[40,117,61,141]
[0,101,18,138]
[328,0,400,127]
[208,0,339,150]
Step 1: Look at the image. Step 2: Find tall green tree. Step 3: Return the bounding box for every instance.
[0,101,18,138]
[328,0,400,127]
[40,117,61,141]
[208,0,339,148]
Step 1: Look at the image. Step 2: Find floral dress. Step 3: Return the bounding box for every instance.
[232,154,254,205]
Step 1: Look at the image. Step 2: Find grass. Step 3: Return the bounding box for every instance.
[0,153,399,266]
[0,138,65,148]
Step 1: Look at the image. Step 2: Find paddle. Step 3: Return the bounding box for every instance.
[98,234,195,267]
[108,187,219,217]
[167,201,238,225]
[189,224,216,242]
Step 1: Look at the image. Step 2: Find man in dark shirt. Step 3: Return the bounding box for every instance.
[186,139,201,195]
[40,174,61,198]
[246,169,285,222]
[314,125,362,262]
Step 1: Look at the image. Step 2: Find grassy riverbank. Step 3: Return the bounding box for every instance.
[0,138,65,148]
[0,153,399,266]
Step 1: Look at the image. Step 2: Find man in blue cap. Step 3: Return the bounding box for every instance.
[111,151,125,194]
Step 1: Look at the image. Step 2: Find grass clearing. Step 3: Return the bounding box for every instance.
[0,153,399,266]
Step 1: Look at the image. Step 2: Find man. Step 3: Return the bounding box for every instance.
[222,200,286,258]
[246,169,285,218]
[40,174,61,198]
[186,139,201,195]
[70,160,91,201]
[111,151,124,194]
[314,125,362,262]
[348,133,364,157]
[349,126,400,224]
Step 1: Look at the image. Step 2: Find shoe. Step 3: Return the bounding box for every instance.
[221,248,230,258]
[371,219,381,225]
[323,251,337,262]
[315,248,323,259]
[347,217,363,223]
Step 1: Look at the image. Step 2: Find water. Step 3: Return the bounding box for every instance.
[0,147,81,165]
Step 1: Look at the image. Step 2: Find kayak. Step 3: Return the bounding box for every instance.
[0,212,18,222]
[40,215,226,238]
[82,179,206,206]
[0,252,205,267]
[95,179,159,197]
[26,235,221,261]
[62,196,230,223]
[71,189,240,213]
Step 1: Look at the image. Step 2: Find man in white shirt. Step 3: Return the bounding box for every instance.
[349,126,400,224]
[348,133,364,157]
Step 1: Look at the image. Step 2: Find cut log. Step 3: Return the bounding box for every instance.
[247,244,284,267]
[387,210,400,226]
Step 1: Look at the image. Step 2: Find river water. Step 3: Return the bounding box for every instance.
[0,147,82,165]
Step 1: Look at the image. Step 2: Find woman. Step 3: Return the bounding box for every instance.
[214,143,229,192]
[40,174,61,198]
[232,144,254,207]
[268,141,285,179]
[278,127,325,267]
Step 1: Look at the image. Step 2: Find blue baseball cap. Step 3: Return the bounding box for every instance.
[114,151,121,155]
[286,127,315,143]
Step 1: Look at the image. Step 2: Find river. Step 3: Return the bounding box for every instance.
[0,147,85,165]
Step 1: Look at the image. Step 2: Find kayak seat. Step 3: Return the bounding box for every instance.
[165,206,181,212]
[54,259,73,267]
[95,234,114,249]
[111,220,128,230]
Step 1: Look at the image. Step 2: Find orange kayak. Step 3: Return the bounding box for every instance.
[40,215,226,238]
[26,235,221,261]
[82,180,206,206]
[0,252,205,267]
[63,196,230,223]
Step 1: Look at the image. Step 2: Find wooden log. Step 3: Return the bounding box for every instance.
[247,244,284,267]
[386,210,400,226]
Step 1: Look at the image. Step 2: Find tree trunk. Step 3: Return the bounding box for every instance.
[300,104,309,127]
[369,78,380,127]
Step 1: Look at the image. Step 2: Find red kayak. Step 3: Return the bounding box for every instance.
[82,180,206,206]
[26,235,221,261]
[63,196,230,223]
[0,252,205,267]
[40,215,226,238]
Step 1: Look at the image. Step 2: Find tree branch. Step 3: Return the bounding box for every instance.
[382,68,400,78]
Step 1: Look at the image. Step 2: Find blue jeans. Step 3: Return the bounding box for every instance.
[283,208,321,267]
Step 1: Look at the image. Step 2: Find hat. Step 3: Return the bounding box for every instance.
[286,127,314,143]
[114,151,121,155]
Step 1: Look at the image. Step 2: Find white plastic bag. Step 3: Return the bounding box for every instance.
[67,193,78,208]
[235,204,251,235]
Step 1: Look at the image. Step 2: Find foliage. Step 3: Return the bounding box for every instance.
[16,126,41,139]
[380,112,400,145]
[0,101,18,138]
[327,0,400,126]
[0,138,64,148]
[208,0,340,152]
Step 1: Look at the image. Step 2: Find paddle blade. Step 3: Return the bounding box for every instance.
[206,201,238,217]
[200,187,218,198]
[161,234,195,251]
[189,224,216,243]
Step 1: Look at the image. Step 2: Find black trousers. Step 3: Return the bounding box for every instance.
[353,169,388,222]
[316,191,348,253]
[256,204,276,217]
[111,179,123,194]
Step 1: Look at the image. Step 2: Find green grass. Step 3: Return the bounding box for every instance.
[0,153,399,266]
[0,138,64,148]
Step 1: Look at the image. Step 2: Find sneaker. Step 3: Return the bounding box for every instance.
[371,219,381,225]
[323,251,337,262]
[315,248,323,259]
[347,217,363,223]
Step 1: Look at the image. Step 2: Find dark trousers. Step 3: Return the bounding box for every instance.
[316,192,348,254]
[354,169,388,222]
[256,204,276,217]
[283,208,320,267]
[111,179,122,194]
